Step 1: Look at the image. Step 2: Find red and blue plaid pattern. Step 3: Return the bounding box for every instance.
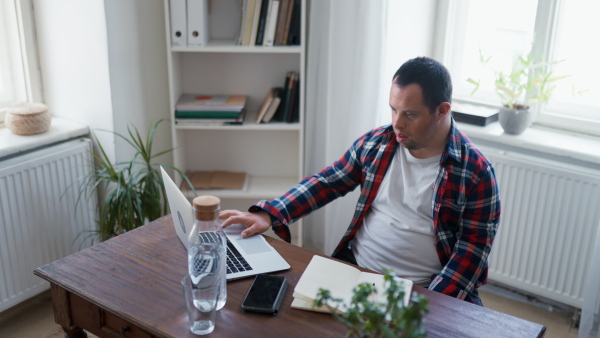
[250,119,501,303]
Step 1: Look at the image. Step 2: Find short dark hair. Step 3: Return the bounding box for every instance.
[392,57,452,113]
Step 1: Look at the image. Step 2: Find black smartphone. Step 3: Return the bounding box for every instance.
[241,274,288,316]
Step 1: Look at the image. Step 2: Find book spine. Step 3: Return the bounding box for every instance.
[235,0,247,46]
[175,107,244,111]
[263,0,279,47]
[254,0,270,45]
[249,0,263,46]
[242,0,257,46]
[261,88,282,123]
[281,0,295,46]
[272,72,291,121]
[175,111,243,119]
[286,0,301,45]
[256,87,275,123]
[274,0,291,46]
[284,72,297,122]
[290,74,300,122]
[175,120,244,126]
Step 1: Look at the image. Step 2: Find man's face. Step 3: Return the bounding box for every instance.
[389,83,444,158]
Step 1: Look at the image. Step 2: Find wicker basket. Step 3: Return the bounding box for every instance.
[5,102,51,135]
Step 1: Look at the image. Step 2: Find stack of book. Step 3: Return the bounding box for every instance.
[174,94,248,126]
[256,71,299,124]
[236,0,301,47]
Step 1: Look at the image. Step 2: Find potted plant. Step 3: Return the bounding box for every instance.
[468,48,570,134]
[76,119,194,242]
[314,269,429,338]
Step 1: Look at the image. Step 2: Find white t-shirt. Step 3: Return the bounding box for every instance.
[352,147,442,287]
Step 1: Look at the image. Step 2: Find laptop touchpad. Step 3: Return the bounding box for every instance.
[236,236,271,255]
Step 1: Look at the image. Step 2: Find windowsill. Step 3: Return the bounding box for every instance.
[456,121,600,167]
[0,117,89,160]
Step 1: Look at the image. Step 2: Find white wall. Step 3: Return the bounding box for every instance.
[33,0,116,160]
[376,0,437,125]
[104,0,171,164]
[32,0,171,165]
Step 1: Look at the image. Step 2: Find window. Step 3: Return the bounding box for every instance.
[439,0,600,136]
[0,0,42,124]
[538,0,600,134]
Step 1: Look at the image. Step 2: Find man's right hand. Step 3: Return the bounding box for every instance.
[219,210,273,239]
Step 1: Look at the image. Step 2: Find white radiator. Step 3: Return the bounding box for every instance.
[0,138,97,312]
[483,147,600,309]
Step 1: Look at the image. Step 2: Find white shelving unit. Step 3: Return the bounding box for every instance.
[163,0,306,246]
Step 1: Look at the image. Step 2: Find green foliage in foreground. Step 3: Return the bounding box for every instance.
[315,269,429,338]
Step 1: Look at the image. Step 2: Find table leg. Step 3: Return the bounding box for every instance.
[50,284,88,338]
[60,325,87,338]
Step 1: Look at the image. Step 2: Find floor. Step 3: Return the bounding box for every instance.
[0,285,579,337]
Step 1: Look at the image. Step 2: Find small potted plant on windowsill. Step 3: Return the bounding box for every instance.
[468,48,570,135]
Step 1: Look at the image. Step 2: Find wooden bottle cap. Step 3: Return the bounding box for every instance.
[192,195,220,221]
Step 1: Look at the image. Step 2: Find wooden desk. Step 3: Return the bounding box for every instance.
[34,216,546,337]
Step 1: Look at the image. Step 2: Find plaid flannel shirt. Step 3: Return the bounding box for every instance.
[250,120,501,302]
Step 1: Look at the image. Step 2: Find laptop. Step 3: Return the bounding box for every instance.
[160,167,290,280]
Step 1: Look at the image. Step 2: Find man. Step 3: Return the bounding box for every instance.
[221,57,501,305]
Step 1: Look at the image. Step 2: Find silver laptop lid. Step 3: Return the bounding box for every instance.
[160,166,194,250]
[160,166,290,279]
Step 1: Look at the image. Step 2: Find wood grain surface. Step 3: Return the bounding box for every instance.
[34,215,545,338]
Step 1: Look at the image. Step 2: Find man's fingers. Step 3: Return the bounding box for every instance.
[219,210,272,235]
[240,225,261,238]
[221,214,259,229]
[219,210,242,228]
[221,215,246,228]
[219,209,240,218]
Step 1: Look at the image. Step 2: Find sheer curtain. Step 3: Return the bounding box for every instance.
[301,0,436,254]
[302,0,388,254]
[580,223,600,337]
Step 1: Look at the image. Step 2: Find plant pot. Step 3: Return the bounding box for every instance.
[499,106,532,135]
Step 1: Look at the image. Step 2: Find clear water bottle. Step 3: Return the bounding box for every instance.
[188,195,227,310]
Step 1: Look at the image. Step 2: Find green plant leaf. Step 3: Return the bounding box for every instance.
[468,45,572,108]
[70,119,189,244]
[314,270,428,337]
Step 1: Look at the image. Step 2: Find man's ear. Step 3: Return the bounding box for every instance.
[436,102,452,120]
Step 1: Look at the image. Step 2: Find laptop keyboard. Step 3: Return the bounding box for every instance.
[226,239,253,274]
[197,231,253,274]
[191,253,212,273]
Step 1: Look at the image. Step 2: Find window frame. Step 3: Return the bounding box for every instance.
[436,0,600,137]
[0,0,43,124]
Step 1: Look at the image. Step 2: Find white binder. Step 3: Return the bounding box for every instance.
[187,0,210,47]
[169,0,187,47]
[263,0,280,47]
